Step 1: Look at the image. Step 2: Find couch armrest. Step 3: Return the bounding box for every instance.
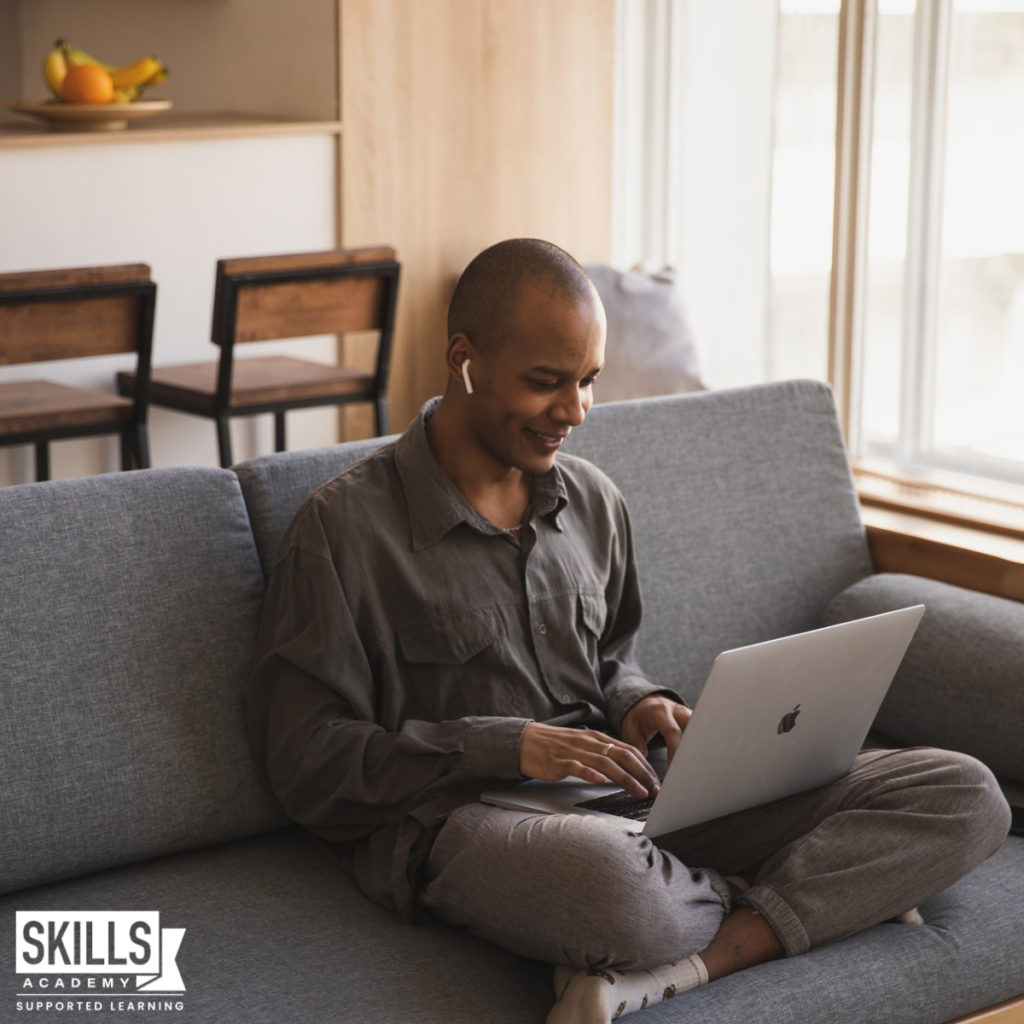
[823,573,1024,785]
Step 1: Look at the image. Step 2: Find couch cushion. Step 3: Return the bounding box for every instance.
[0,468,284,895]
[235,437,392,576]
[672,837,1024,1024]
[822,573,1024,783]
[584,263,706,402]
[564,380,874,704]
[1,829,1019,1023]
[0,828,553,1024]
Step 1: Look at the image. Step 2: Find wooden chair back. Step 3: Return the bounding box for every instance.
[0,264,156,366]
[0,263,157,480]
[208,246,400,420]
[214,247,398,342]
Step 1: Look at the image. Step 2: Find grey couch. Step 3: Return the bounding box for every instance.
[1,379,1021,1024]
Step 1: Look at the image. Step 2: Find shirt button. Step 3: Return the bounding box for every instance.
[537,623,548,635]
[561,693,573,703]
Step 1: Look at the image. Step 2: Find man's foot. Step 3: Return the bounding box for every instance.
[546,954,708,1024]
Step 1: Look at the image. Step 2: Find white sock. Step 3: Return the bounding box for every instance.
[897,907,924,925]
[547,953,709,1024]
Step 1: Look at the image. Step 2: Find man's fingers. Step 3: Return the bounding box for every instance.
[659,716,684,762]
[519,724,659,797]
[593,741,660,798]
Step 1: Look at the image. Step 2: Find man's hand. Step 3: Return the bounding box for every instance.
[518,723,661,799]
[621,695,692,763]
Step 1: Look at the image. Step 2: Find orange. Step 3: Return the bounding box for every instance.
[61,64,115,105]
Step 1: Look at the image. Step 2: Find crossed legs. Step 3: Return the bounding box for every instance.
[421,748,1009,1019]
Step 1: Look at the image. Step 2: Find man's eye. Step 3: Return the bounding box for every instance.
[582,376,598,388]
[529,379,561,390]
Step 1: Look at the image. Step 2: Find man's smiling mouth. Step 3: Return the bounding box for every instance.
[527,428,569,445]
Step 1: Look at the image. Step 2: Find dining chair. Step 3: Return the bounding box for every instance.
[0,262,155,482]
[117,246,400,468]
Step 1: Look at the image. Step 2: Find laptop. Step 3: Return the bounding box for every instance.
[481,605,925,836]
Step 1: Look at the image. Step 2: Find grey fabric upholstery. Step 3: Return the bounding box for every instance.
[0,469,284,895]
[236,436,392,576]
[0,828,553,1024]
[2,382,1021,1023]
[823,573,1024,784]
[1,827,1019,1023]
[564,380,874,704]
[671,838,1024,1024]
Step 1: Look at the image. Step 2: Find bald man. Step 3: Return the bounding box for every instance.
[248,239,1009,1024]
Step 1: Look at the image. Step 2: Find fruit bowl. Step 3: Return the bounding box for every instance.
[5,99,172,132]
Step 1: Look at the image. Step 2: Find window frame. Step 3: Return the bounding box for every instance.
[830,0,1024,565]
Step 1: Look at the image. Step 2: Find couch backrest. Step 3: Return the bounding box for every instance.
[239,380,873,707]
[0,383,872,894]
[564,380,874,702]
[236,437,393,577]
[0,467,284,895]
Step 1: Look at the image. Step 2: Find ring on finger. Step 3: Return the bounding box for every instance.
[601,742,614,756]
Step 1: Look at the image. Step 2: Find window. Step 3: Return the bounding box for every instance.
[859,0,1024,491]
[613,0,1024,518]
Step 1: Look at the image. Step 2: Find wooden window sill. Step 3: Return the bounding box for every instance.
[862,503,1024,603]
[853,458,1024,602]
[949,995,1024,1023]
[855,459,1024,539]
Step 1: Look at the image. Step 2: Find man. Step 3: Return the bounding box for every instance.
[248,238,1010,1024]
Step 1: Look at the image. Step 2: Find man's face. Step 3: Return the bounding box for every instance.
[464,282,606,477]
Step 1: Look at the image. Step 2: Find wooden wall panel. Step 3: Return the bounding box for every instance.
[338,0,615,436]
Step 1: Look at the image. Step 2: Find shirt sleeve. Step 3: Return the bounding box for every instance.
[598,489,686,731]
[247,509,530,844]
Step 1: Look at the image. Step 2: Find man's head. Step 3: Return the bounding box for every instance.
[442,239,606,478]
[447,238,598,351]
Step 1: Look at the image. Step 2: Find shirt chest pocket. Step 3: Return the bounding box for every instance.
[578,590,607,641]
[397,613,497,665]
[394,612,499,722]
[574,589,607,673]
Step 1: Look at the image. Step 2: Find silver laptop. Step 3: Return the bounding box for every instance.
[481,605,925,836]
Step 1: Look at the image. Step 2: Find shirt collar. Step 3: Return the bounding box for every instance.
[395,398,569,551]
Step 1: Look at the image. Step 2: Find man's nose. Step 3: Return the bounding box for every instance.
[553,385,590,426]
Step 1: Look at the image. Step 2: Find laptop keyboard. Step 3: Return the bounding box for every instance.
[577,790,656,821]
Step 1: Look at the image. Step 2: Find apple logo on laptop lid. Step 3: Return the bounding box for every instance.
[777,704,801,735]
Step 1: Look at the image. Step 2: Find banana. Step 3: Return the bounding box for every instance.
[110,56,166,91]
[41,39,168,102]
[42,44,68,99]
[60,40,116,73]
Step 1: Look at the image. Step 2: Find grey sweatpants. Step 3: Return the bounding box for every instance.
[420,747,1010,970]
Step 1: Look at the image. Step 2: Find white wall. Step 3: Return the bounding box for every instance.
[0,133,338,485]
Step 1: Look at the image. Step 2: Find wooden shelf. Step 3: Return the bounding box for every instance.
[0,112,342,148]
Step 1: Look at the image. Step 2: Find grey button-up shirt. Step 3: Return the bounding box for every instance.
[248,400,669,918]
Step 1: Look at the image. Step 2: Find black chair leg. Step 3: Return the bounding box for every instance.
[375,394,389,437]
[122,425,150,471]
[274,411,286,453]
[121,433,133,471]
[35,442,50,482]
[216,416,233,469]
[135,423,151,470]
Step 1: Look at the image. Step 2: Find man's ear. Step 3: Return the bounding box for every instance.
[445,333,475,392]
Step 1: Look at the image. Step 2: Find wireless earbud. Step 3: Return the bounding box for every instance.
[461,359,474,394]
